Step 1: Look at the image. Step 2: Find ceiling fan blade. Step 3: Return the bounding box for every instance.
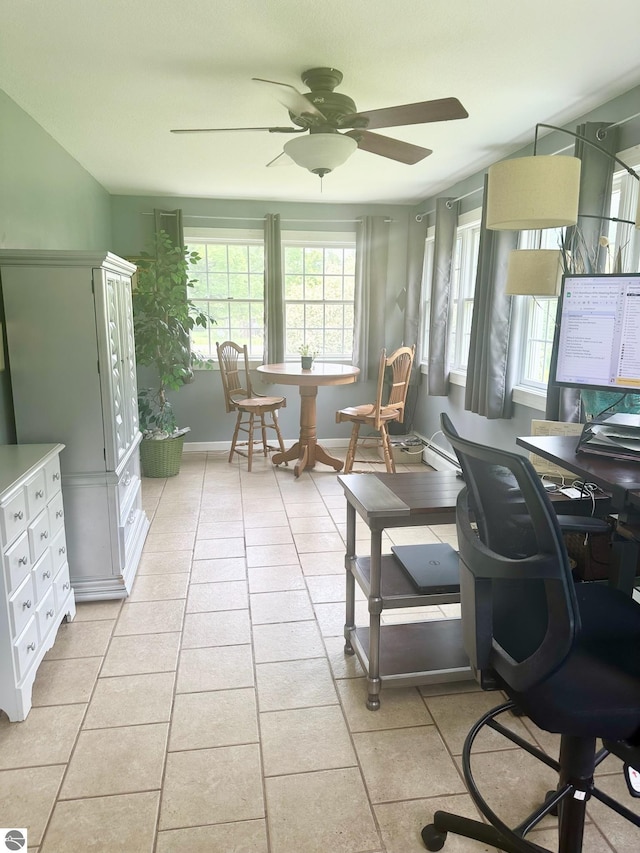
[341,97,468,130]
[252,77,326,121]
[346,130,432,165]
[265,151,293,168]
[170,126,304,134]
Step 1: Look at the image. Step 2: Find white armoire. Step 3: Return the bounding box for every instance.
[0,251,150,600]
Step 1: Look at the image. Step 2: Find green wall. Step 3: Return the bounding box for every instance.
[0,90,113,443]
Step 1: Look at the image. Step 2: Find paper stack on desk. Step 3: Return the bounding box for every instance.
[578,413,640,460]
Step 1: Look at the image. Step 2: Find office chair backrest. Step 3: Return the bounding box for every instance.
[216,340,253,413]
[440,413,581,694]
[373,345,415,429]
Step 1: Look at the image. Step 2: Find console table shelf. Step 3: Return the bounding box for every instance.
[338,470,473,710]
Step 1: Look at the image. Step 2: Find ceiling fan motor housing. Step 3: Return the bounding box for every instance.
[290,67,365,130]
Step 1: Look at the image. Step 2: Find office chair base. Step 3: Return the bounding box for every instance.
[421,701,640,853]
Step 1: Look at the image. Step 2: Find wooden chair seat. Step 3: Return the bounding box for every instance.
[216,341,287,471]
[336,345,415,474]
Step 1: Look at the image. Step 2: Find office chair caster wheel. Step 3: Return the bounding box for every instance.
[421,824,446,850]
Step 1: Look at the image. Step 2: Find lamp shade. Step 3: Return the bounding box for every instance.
[505,249,564,296]
[283,133,358,177]
[486,155,582,230]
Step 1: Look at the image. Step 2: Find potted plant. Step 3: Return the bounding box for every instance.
[132,230,214,477]
[298,343,318,370]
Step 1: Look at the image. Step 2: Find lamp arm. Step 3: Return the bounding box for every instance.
[534,123,640,182]
[579,213,637,226]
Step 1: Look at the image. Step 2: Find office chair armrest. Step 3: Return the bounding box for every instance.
[512,514,611,535]
[555,516,611,535]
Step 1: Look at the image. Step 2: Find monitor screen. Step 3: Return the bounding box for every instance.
[554,273,640,393]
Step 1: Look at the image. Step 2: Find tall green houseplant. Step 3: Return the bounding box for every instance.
[132,229,213,476]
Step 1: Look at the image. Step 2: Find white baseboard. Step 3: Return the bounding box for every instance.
[184,438,350,453]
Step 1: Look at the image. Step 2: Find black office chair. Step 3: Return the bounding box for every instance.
[421,413,640,853]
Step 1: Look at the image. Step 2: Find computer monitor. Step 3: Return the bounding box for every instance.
[554,273,640,393]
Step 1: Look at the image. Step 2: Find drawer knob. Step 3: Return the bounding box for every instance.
[18,556,28,566]
[53,472,60,481]
[36,489,44,499]
[27,642,36,652]
[40,531,49,540]
[63,582,70,591]
[59,546,66,555]
[14,510,24,521]
[46,608,55,618]
[43,570,51,580]
[56,510,64,519]
[23,599,32,610]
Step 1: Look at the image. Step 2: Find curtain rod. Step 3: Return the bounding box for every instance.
[415,186,484,222]
[141,213,392,224]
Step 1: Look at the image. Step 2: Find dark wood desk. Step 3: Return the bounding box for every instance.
[517,434,640,591]
[338,470,472,710]
[516,435,640,517]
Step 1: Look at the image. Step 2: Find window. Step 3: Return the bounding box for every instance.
[517,227,563,389]
[419,232,435,363]
[447,215,481,371]
[185,228,265,359]
[282,231,356,359]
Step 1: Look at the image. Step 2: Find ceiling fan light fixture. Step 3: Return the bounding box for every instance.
[283,133,358,178]
[486,155,582,230]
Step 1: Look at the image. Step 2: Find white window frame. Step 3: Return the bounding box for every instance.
[281,229,356,361]
[418,228,435,366]
[447,211,481,374]
[184,227,265,361]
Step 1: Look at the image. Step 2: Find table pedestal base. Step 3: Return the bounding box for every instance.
[272,441,344,477]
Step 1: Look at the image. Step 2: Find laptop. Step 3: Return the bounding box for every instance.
[390,543,460,594]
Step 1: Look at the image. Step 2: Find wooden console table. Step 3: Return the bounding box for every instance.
[337,470,473,710]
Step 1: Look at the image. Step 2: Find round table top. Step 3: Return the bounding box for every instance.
[257,362,360,387]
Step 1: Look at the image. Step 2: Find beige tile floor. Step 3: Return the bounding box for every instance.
[0,448,638,852]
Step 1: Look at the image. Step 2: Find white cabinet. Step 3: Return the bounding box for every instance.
[0,444,75,721]
[0,251,150,600]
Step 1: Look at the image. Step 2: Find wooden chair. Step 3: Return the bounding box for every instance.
[336,345,415,474]
[216,341,286,471]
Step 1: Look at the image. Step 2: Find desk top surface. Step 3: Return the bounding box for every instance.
[257,362,360,386]
[517,434,640,508]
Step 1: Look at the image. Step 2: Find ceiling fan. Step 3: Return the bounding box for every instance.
[170,67,469,178]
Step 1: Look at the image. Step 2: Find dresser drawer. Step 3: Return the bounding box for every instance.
[25,469,48,519]
[27,509,51,563]
[48,491,65,536]
[9,572,36,639]
[53,563,72,610]
[44,455,62,498]
[4,531,31,594]
[0,488,28,546]
[36,586,57,640]
[51,526,68,574]
[32,549,54,600]
[14,618,39,683]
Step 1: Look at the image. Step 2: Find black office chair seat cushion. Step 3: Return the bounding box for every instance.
[508,584,640,742]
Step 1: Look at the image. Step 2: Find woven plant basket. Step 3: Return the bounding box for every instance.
[140,435,185,478]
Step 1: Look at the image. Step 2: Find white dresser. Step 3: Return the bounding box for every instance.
[0,443,75,721]
[0,251,150,600]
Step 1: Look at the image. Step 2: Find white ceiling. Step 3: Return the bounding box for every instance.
[2,0,640,206]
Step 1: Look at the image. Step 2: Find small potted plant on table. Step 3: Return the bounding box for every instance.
[132,230,214,477]
[298,343,318,370]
